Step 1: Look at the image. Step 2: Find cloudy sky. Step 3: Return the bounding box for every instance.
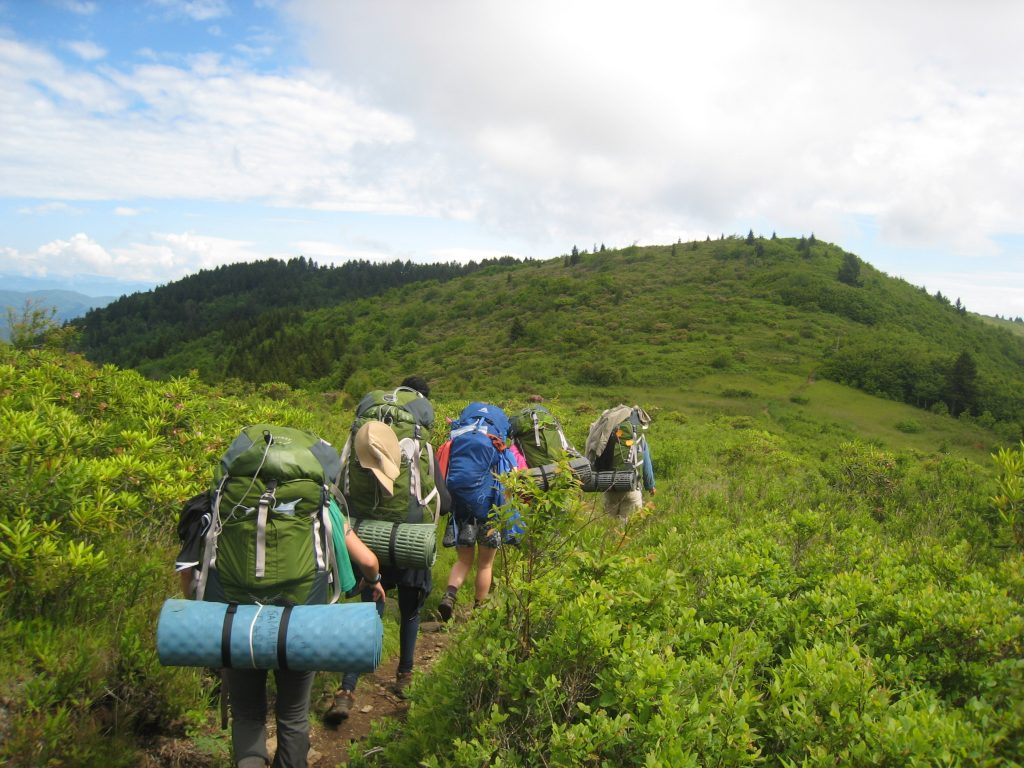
[1,0,1022,316]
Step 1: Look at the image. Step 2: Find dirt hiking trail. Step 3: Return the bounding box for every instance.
[144,619,453,768]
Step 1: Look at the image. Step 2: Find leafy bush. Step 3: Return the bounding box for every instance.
[350,419,1022,767]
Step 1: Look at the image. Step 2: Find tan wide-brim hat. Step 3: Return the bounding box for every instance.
[354,421,401,497]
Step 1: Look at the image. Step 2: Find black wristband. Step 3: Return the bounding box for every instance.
[367,572,381,585]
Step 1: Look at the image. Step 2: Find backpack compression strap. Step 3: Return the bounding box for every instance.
[196,475,229,602]
[254,486,275,578]
[398,437,441,522]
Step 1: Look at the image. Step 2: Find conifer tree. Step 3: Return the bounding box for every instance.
[838,253,861,286]
[945,351,978,416]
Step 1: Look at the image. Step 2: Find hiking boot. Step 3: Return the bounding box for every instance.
[323,690,354,726]
[393,671,413,698]
[437,592,455,622]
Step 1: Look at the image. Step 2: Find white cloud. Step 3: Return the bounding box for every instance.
[64,40,106,61]
[0,37,420,211]
[57,1,97,15]
[114,206,142,216]
[290,0,1024,259]
[150,0,230,22]
[17,201,82,215]
[0,231,275,283]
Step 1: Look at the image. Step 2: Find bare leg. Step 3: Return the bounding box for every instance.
[447,545,476,588]
[474,546,498,602]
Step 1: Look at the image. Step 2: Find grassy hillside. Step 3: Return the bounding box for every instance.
[1,343,1022,765]
[77,237,1024,444]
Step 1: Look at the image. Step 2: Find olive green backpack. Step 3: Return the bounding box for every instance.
[195,424,345,606]
[341,388,440,524]
[509,404,578,469]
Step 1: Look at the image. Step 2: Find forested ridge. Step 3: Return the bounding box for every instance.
[74,236,1024,439]
[75,254,524,378]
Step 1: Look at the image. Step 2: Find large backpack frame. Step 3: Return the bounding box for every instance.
[195,425,344,606]
[446,402,516,522]
[586,406,651,490]
[509,404,580,469]
[340,387,440,523]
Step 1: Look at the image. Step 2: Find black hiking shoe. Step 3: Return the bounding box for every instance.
[393,671,413,698]
[323,690,354,726]
[437,592,455,622]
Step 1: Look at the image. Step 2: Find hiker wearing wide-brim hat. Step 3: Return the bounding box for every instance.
[325,383,451,724]
[354,421,402,496]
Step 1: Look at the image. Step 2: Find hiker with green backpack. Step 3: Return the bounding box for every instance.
[323,379,451,723]
[508,399,593,489]
[174,424,385,768]
[585,404,656,518]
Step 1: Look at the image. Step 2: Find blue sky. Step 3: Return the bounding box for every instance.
[1,0,1022,318]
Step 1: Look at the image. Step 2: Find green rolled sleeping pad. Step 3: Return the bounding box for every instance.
[526,455,594,491]
[349,518,437,570]
[587,470,637,492]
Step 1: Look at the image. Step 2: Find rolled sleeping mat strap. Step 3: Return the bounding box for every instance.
[388,522,400,568]
[277,604,293,671]
[590,470,637,492]
[526,456,595,491]
[221,602,238,668]
[348,519,436,569]
[157,599,383,672]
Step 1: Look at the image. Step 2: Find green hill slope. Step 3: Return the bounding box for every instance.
[74,237,1024,441]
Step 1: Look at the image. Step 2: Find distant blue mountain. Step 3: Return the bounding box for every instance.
[1,273,156,298]
[0,288,118,342]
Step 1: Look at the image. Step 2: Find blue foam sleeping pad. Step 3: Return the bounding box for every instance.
[156,599,383,672]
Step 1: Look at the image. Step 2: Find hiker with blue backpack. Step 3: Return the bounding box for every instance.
[437,402,526,621]
[324,380,451,724]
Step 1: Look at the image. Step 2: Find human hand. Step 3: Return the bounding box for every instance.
[368,581,387,603]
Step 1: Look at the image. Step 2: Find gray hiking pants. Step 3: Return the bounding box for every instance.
[603,489,643,519]
[226,667,315,768]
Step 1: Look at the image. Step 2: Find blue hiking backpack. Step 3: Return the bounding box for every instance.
[445,402,519,526]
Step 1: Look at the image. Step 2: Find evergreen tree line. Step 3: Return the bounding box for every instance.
[74,255,524,371]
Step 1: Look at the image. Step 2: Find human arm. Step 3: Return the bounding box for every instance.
[178,567,196,598]
[345,522,386,602]
[510,443,528,470]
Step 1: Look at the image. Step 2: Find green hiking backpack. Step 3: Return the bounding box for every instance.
[195,424,344,606]
[509,404,578,469]
[341,388,440,524]
[586,405,652,479]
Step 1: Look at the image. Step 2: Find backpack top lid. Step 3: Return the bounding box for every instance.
[354,421,401,497]
[356,387,434,433]
[451,401,511,441]
[217,424,340,486]
[508,404,559,436]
